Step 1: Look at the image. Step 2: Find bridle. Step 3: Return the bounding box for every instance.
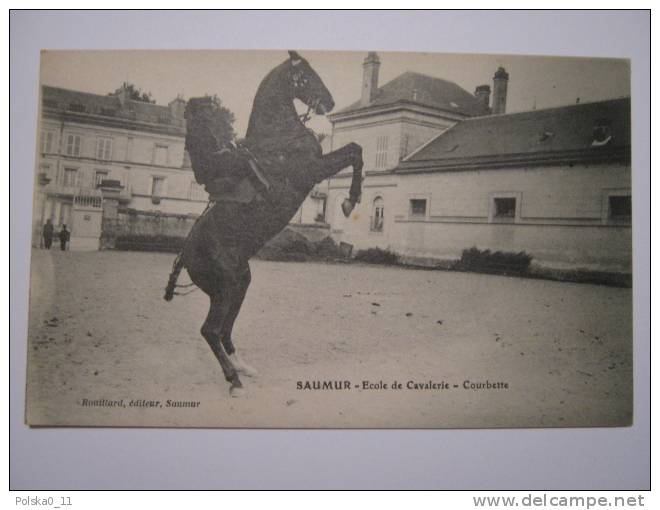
[298,104,314,125]
[292,66,322,125]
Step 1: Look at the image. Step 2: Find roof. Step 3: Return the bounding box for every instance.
[335,71,490,118]
[41,85,185,135]
[398,97,631,172]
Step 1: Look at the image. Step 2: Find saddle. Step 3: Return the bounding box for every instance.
[203,142,272,204]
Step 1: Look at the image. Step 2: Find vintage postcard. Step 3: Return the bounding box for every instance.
[26,49,632,428]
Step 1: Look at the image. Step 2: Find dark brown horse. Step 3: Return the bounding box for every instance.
[166,51,363,395]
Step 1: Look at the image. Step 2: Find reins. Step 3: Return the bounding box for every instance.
[299,104,313,124]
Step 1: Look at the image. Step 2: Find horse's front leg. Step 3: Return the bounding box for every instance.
[321,142,363,217]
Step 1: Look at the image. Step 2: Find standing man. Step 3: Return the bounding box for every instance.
[42,219,54,250]
[58,225,70,251]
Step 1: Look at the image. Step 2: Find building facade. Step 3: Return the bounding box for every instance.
[33,85,208,250]
[325,53,495,237]
[324,53,631,273]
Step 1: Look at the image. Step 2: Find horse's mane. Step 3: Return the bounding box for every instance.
[245,60,305,142]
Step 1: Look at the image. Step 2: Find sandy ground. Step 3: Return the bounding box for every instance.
[25,249,632,428]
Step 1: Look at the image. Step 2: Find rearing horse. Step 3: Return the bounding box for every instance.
[167,51,363,395]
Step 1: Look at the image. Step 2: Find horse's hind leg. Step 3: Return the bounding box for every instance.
[220,264,258,377]
[201,292,243,394]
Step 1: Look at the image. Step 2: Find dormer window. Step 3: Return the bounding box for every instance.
[539,131,554,142]
[445,144,459,153]
[592,119,613,147]
[68,102,86,113]
[450,101,459,108]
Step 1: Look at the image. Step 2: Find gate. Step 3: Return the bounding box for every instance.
[70,190,103,251]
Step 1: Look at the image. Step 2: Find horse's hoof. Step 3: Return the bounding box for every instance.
[229,353,259,378]
[341,199,354,218]
[229,384,245,398]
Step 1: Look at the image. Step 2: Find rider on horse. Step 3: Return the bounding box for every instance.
[184,96,270,205]
[164,51,363,394]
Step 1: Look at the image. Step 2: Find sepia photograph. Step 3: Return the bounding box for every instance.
[25,47,632,429]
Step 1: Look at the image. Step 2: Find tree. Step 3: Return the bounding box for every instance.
[109,82,156,104]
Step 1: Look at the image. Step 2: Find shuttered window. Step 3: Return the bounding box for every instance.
[96,137,113,160]
[66,134,81,157]
[62,168,78,187]
[375,136,389,169]
[40,130,54,153]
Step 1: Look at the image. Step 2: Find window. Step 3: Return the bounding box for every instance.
[375,136,389,169]
[609,195,631,222]
[40,130,54,153]
[189,181,207,201]
[62,168,78,187]
[65,134,81,157]
[371,197,384,232]
[95,170,109,187]
[151,176,166,197]
[410,198,427,217]
[489,193,521,223]
[316,197,327,223]
[494,197,516,219]
[154,145,169,166]
[96,137,113,160]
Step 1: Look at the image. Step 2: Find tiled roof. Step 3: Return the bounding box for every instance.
[399,97,630,170]
[336,71,490,117]
[41,85,183,130]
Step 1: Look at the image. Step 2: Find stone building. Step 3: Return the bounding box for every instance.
[33,84,208,250]
[324,53,631,273]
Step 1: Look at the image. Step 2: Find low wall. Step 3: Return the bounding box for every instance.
[335,220,632,274]
[101,208,199,250]
[102,208,331,253]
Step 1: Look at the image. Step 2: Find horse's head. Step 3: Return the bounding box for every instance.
[287,50,335,115]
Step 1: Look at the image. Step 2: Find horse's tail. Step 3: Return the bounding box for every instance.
[164,253,185,301]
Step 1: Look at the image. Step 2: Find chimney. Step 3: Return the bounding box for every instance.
[361,52,381,106]
[168,95,186,125]
[474,84,491,111]
[492,67,509,115]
